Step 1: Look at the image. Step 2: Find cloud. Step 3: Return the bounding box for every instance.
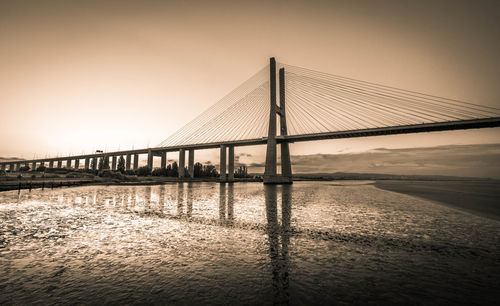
[287,143,500,179]
[0,157,25,162]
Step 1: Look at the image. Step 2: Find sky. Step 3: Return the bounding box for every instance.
[1,0,499,175]
[290,144,500,178]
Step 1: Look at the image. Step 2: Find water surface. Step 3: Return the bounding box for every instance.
[1,182,499,305]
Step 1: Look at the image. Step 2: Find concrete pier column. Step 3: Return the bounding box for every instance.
[49,161,54,168]
[104,155,110,169]
[228,146,234,181]
[126,154,131,170]
[32,161,37,170]
[279,68,292,180]
[188,149,195,178]
[57,160,63,168]
[84,158,89,170]
[9,163,14,171]
[161,152,167,169]
[91,157,97,170]
[112,156,117,170]
[219,145,227,182]
[15,163,20,172]
[178,149,185,178]
[133,154,139,170]
[264,58,278,181]
[66,159,72,169]
[147,149,153,169]
[74,159,80,169]
[263,61,292,184]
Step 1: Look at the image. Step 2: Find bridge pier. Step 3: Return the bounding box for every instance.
[126,154,131,170]
[188,149,194,178]
[66,159,71,169]
[179,149,185,178]
[31,161,36,170]
[74,159,79,169]
[91,157,97,170]
[228,146,234,182]
[49,161,54,168]
[57,160,62,168]
[104,155,110,170]
[133,154,139,170]
[264,58,293,184]
[279,67,292,181]
[112,156,117,170]
[161,152,167,169]
[147,150,153,169]
[219,145,227,182]
[84,157,89,170]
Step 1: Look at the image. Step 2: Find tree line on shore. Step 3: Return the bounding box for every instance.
[5,156,250,179]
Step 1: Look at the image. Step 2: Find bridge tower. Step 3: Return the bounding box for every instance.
[264,57,293,184]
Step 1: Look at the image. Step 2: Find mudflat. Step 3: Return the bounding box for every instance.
[374,180,500,221]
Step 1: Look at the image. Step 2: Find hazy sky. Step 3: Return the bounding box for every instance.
[1,0,499,163]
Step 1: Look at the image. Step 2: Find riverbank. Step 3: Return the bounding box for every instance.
[374,180,500,221]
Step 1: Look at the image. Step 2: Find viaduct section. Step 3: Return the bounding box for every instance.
[0,58,293,183]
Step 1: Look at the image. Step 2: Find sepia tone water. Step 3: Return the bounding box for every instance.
[1,182,499,305]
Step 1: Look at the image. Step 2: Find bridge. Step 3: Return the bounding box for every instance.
[2,58,500,183]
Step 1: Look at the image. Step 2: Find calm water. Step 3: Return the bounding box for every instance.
[1,182,499,305]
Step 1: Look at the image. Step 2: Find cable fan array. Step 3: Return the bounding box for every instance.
[282,64,500,136]
[159,61,500,147]
[158,65,271,147]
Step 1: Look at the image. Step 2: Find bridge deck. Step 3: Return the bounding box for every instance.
[1,117,499,165]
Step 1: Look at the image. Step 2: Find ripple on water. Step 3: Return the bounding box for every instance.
[0,182,499,305]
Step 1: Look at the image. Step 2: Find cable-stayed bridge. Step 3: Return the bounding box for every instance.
[2,58,500,183]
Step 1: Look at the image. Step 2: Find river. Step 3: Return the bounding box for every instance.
[1,182,499,305]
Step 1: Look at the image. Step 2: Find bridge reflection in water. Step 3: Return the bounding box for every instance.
[265,184,291,305]
[6,182,500,304]
[60,183,292,302]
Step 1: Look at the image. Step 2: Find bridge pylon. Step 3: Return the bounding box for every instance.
[264,57,293,184]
